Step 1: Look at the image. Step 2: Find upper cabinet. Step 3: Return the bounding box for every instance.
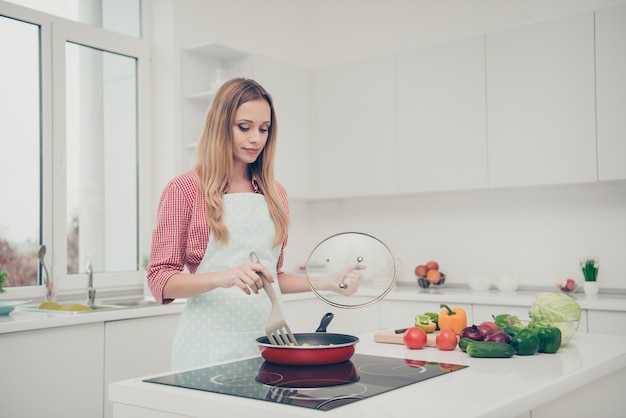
[596,3,626,182]
[252,56,311,199]
[486,13,597,188]
[180,43,310,197]
[313,55,397,199]
[396,36,488,193]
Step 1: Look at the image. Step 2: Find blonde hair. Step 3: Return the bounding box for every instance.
[194,78,288,246]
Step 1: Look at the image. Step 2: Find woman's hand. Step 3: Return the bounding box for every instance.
[220,261,274,295]
[310,263,366,296]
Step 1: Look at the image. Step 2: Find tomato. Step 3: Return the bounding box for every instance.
[435,329,457,351]
[480,321,499,333]
[404,359,426,368]
[403,327,427,349]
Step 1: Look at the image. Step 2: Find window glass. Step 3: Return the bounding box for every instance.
[5,0,141,37]
[66,43,138,274]
[0,16,40,287]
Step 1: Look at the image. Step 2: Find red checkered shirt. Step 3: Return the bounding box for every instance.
[147,171,289,304]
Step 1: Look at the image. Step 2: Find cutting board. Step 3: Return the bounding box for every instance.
[374,328,441,347]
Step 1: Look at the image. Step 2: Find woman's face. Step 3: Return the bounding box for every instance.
[231,98,271,167]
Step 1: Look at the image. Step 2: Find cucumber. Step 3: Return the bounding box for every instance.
[466,341,514,358]
[459,337,475,352]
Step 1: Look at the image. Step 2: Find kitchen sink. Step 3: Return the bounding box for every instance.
[20,303,124,314]
[19,297,162,314]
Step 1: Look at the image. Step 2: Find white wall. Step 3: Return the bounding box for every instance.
[149,0,626,291]
[281,183,626,290]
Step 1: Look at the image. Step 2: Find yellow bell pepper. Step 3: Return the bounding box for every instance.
[438,303,468,335]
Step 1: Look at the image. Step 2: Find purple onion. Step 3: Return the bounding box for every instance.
[459,325,484,341]
[484,331,511,344]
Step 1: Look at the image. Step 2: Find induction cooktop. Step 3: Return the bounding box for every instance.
[144,354,468,411]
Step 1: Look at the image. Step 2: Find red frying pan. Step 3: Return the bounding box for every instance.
[256,313,359,366]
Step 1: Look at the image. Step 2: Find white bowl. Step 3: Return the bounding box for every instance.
[468,277,492,291]
[497,275,519,292]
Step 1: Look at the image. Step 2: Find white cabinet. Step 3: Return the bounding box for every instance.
[104,314,181,418]
[283,297,379,335]
[586,310,626,336]
[486,12,597,188]
[252,56,311,199]
[313,55,397,199]
[396,36,488,193]
[595,3,626,181]
[1,323,105,418]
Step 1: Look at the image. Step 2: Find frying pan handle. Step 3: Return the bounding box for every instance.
[316,312,334,332]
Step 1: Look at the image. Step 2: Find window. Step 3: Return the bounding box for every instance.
[0,1,149,299]
[4,0,141,37]
[0,15,40,287]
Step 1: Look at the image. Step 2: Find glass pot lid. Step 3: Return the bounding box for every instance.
[305,232,396,308]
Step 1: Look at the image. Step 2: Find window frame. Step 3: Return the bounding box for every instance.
[0,1,151,300]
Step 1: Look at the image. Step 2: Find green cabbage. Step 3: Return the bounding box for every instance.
[529,292,581,322]
[528,292,581,343]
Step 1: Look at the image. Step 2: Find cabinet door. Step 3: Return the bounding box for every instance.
[587,310,626,336]
[253,56,311,198]
[313,55,397,198]
[396,36,488,193]
[596,3,626,181]
[486,12,596,188]
[1,323,105,418]
[282,297,379,335]
[104,314,181,418]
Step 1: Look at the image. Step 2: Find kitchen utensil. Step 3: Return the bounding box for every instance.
[256,313,359,366]
[38,245,54,302]
[251,251,298,346]
[305,232,396,308]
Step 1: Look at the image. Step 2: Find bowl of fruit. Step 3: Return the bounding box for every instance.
[415,261,445,288]
[556,278,577,294]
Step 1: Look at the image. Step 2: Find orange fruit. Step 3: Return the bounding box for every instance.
[426,269,441,284]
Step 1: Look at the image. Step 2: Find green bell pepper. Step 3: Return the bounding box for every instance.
[535,327,561,354]
[502,325,522,338]
[511,329,541,356]
[424,312,439,330]
[415,315,437,333]
[492,314,512,329]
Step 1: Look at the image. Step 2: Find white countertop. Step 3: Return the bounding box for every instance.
[109,330,626,418]
[0,298,186,334]
[2,285,625,334]
[284,283,626,311]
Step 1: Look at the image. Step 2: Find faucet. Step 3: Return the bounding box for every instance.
[86,261,96,307]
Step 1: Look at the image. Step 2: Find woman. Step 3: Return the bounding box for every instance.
[147,78,362,370]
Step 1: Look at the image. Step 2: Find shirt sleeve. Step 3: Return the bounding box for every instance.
[147,179,194,304]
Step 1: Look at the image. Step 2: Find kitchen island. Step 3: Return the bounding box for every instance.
[109,331,626,418]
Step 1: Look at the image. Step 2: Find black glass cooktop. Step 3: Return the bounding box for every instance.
[145,355,467,411]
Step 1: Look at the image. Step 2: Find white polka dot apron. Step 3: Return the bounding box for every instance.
[171,193,281,371]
